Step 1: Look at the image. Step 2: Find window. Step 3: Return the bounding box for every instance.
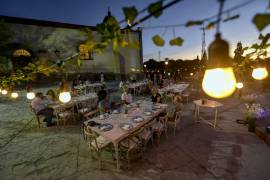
[79,44,93,60]
[13,49,31,57]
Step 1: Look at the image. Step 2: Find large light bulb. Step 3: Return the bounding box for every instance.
[11,92,19,99]
[27,92,35,100]
[202,67,236,98]
[252,67,268,80]
[59,92,71,103]
[2,89,7,95]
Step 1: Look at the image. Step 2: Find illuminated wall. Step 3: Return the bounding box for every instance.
[4,17,142,75]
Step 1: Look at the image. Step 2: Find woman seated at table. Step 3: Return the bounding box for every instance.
[121,87,133,105]
[151,88,162,103]
[46,89,57,102]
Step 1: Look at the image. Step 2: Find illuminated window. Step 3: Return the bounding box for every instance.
[13,49,31,57]
[79,44,93,60]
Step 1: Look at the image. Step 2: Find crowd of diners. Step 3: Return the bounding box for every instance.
[30,72,185,127]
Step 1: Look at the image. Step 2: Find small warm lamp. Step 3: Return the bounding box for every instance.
[236,82,243,89]
[26,85,35,100]
[11,92,19,99]
[1,89,8,95]
[59,80,71,103]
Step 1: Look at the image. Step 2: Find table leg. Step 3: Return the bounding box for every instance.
[114,142,120,170]
[214,108,218,128]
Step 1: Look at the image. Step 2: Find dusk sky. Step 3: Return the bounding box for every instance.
[1,0,269,61]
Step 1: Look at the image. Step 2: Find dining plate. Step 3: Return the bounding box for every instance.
[131,116,144,123]
[119,123,133,131]
[143,111,152,116]
[98,123,113,131]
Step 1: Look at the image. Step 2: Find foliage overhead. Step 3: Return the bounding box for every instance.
[148,1,163,18]
[123,6,138,24]
[152,35,165,46]
[169,37,184,46]
[252,13,270,31]
[185,20,204,27]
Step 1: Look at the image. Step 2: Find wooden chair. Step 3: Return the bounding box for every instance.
[82,109,99,121]
[152,117,168,146]
[119,128,144,169]
[29,105,46,128]
[167,111,182,136]
[138,120,155,152]
[54,105,75,126]
[84,126,112,169]
[76,100,91,117]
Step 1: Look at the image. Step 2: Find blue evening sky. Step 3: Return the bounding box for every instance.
[0,0,269,61]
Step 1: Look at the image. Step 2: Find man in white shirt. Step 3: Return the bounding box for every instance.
[31,92,55,127]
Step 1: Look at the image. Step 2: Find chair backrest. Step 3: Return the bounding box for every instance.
[175,111,181,122]
[84,126,100,149]
[121,127,144,149]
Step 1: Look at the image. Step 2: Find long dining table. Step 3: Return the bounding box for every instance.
[84,100,168,170]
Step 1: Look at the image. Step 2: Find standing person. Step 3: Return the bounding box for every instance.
[100,72,105,83]
[31,92,55,127]
[153,73,157,86]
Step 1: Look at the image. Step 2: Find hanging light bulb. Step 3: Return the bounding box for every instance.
[58,80,71,103]
[252,67,268,80]
[11,92,19,99]
[1,89,8,95]
[202,0,236,99]
[236,82,243,89]
[26,85,35,100]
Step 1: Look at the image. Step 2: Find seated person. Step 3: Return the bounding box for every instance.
[31,92,55,127]
[173,95,183,112]
[97,85,107,102]
[97,85,109,113]
[151,88,162,103]
[46,89,57,102]
[121,88,133,104]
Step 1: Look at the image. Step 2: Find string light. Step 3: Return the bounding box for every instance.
[58,80,71,103]
[236,82,243,89]
[1,89,7,95]
[11,92,19,99]
[252,67,268,80]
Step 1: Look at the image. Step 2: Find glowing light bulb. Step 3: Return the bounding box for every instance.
[11,92,19,99]
[252,67,268,80]
[2,89,7,95]
[190,73,194,76]
[165,61,168,65]
[236,82,243,89]
[59,92,71,103]
[27,92,35,100]
[202,67,236,99]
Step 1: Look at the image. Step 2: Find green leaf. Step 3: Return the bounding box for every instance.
[251,43,260,49]
[123,6,138,24]
[152,35,165,46]
[148,1,163,18]
[169,37,184,46]
[261,33,270,46]
[252,13,270,31]
[185,20,204,27]
[205,22,216,30]
[223,14,240,22]
[242,47,249,51]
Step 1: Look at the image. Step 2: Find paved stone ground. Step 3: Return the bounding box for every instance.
[0,86,270,180]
